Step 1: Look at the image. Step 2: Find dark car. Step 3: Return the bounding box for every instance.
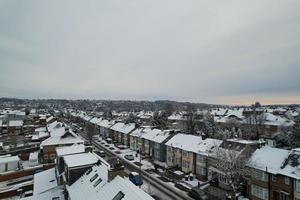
[129,172,143,186]
[188,188,209,200]
[124,154,134,161]
[94,150,106,158]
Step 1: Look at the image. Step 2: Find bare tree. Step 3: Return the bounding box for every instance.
[182,104,199,134]
[164,102,174,117]
[214,148,250,199]
[244,112,266,140]
[85,123,97,144]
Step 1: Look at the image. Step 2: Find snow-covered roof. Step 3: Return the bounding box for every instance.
[110,122,136,134]
[96,176,154,200]
[40,130,84,148]
[248,146,289,175]
[63,152,98,168]
[98,119,115,128]
[56,144,85,157]
[211,108,228,116]
[67,164,109,200]
[90,117,102,124]
[46,116,54,123]
[8,120,23,127]
[0,155,20,164]
[21,187,64,200]
[33,168,57,195]
[226,138,263,145]
[225,108,244,119]
[263,112,294,126]
[35,127,47,132]
[47,121,64,133]
[165,134,222,155]
[139,128,172,144]
[29,152,39,160]
[278,149,300,179]
[168,113,183,121]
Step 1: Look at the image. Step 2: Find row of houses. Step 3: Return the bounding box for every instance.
[73,112,300,200]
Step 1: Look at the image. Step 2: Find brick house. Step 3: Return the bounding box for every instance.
[166,134,221,180]
[248,146,300,200]
[40,128,84,163]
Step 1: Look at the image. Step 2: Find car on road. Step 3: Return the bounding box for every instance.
[124,154,134,161]
[94,150,106,157]
[129,172,143,186]
[188,188,209,200]
[106,138,112,143]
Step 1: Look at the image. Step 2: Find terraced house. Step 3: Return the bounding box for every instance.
[110,122,136,146]
[248,146,300,200]
[166,134,222,180]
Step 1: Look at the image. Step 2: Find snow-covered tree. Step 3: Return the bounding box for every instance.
[214,148,250,199]
[199,112,221,138]
[125,113,138,124]
[151,111,168,129]
[292,115,300,147]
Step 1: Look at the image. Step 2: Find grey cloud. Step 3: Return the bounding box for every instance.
[0,0,300,104]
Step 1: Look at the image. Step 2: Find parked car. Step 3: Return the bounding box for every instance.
[94,150,106,158]
[106,138,112,144]
[129,172,143,186]
[188,188,209,200]
[124,154,134,161]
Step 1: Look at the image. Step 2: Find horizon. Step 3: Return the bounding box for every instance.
[1,96,299,107]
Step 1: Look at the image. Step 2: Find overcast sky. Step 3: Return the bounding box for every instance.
[0,0,299,105]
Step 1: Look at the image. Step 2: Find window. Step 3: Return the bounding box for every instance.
[197,155,206,163]
[182,160,189,169]
[112,191,125,200]
[295,179,300,192]
[85,168,93,175]
[272,174,277,182]
[253,170,268,182]
[182,150,189,157]
[285,177,290,185]
[90,174,99,182]
[93,177,103,187]
[251,184,268,200]
[196,165,206,176]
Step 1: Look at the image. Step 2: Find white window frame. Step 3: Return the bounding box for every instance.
[251,184,268,200]
[295,179,300,193]
[284,176,290,185]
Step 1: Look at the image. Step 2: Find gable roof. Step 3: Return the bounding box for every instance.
[248,146,290,175]
[110,122,136,134]
[33,168,57,195]
[56,144,85,157]
[166,133,221,155]
[63,152,98,168]
[40,130,84,148]
[67,164,109,200]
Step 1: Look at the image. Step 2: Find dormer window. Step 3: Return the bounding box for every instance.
[112,191,125,200]
[93,177,103,187]
[90,174,99,182]
[86,168,92,175]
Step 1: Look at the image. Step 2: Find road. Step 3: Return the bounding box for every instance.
[78,129,193,200]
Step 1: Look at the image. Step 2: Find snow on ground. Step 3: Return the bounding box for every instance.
[96,138,155,170]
